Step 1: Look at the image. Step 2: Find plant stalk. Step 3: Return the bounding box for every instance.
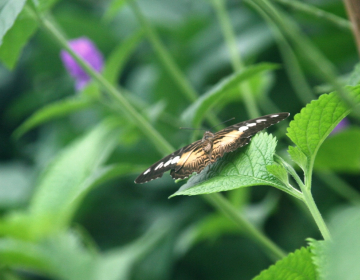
[302,163,331,240]
[205,193,286,261]
[247,0,359,117]
[343,0,360,57]
[129,0,221,127]
[211,0,260,119]
[274,0,351,31]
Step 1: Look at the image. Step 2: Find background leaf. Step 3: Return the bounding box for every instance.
[253,247,317,280]
[28,120,119,232]
[0,4,38,69]
[0,232,97,280]
[324,207,360,280]
[103,0,128,22]
[0,0,26,45]
[314,128,360,173]
[103,30,144,85]
[181,63,278,126]
[36,0,61,12]
[14,96,93,138]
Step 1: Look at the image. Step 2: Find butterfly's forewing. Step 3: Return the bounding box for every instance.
[134,140,201,183]
[135,112,289,183]
[211,112,289,157]
[171,113,289,180]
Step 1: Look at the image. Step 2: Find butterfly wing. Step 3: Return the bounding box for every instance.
[170,113,289,179]
[171,112,289,179]
[135,112,289,183]
[134,140,202,183]
[211,112,290,160]
[169,141,211,180]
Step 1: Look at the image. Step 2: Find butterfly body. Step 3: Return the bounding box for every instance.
[201,131,215,161]
[135,113,289,184]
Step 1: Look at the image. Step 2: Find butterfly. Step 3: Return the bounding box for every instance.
[134,112,289,184]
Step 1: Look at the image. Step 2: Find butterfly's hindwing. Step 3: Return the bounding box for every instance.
[212,112,289,154]
[170,144,210,180]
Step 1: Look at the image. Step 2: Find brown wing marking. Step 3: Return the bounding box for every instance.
[170,147,211,179]
[210,130,248,159]
[173,140,201,172]
[171,131,250,180]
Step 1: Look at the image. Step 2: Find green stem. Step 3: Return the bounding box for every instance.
[275,154,331,239]
[260,12,315,104]
[303,163,331,240]
[36,9,287,261]
[302,187,331,240]
[274,154,305,191]
[274,0,352,31]
[129,1,196,102]
[211,0,260,119]
[205,193,286,261]
[129,1,220,127]
[247,0,359,117]
[211,0,244,70]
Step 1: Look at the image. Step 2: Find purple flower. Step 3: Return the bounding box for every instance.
[60,37,104,91]
[331,118,350,135]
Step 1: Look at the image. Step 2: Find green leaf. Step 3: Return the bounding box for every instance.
[171,133,301,199]
[181,63,278,126]
[215,70,274,114]
[103,30,144,85]
[0,232,96,280]
[14,96,93,138]
[0,122,119,239]
[29,120,119,231]
[0,0,26,45]
[308,238,327,280]
[288,146,307,171]
[324,207,360,280]
[314,128,360,173]
[103,0,128,22]
[287,85,360,165]
[253,247,317,280]
[266,164,289,187]
[0,238,50,272]
[0,5,38,69]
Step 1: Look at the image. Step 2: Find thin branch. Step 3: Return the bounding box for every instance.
[343,0,360,57]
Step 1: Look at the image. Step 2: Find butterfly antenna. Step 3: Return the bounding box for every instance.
[211,117,235,129]
[179,127,207,131]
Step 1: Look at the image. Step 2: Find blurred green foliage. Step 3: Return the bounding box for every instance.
[0,0,360,279]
